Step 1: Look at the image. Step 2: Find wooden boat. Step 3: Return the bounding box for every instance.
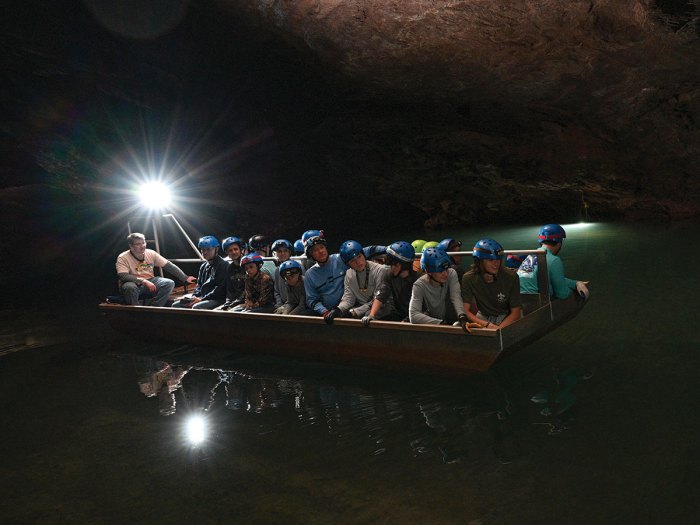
[99,250,588,376]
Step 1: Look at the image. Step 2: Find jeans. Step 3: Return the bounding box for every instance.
[122,277,175,307]
[171,298,223,310]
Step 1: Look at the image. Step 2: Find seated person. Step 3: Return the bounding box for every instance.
[231,252,275,313]
[438,237,465,281]
[362,241,419,326]
[248,234,277,277]
[462,239,522,330]
[276,260,312,315]
[172,236,228,310]
[336,240,391,319]
[270,239,302,313]
[517,224,590,300]
[216,236,246,311]
[302,229,348,324]
[409,247,468,330]
[115,232,195,306]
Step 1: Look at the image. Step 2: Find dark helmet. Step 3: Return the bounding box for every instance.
[279,259,303,279]
[339,240,364,264]
[438,238,462,252]
[420,247,451,273]
[271,239,293,253]
[386,241,415,263]
[505,254,524,269]
[248,234,269,251]
[472,239,504,261]
[197,235,220,249]
[362,245,386,262]
[293,239,305,256]
[302,229,326,257]
[538,224,566,244]
[240,252,264,267]
[222,236,244,252]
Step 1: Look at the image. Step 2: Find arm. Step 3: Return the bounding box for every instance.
[349,301,372,318]
[117,272,141,284]
[447,269,466,317]
[257,274,275,307]
[273,269,284,307]
[498,306,522,329]
[409,279,442,325]
[304,271,327,315]
[244,277,254,308]
[462,299,487,327]
[461,274,487,327]
[548,257,576,299]
[163,261,193,284]
[337,272,356,314]
[116,255,139,283]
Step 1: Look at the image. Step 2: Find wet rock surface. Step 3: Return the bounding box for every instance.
[2,0,699,250]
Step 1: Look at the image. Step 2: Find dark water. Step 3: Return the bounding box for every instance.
[2,221,700,524]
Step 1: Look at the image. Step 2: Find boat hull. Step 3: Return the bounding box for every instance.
[99,293,586,376]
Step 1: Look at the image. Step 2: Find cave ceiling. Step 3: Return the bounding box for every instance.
[2,0,700,235]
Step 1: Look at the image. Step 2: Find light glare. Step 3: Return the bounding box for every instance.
[139,181,172,209]
[186,416,207,445]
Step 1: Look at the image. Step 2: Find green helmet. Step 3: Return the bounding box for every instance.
[411,239,427,253]
[422,241,439,252]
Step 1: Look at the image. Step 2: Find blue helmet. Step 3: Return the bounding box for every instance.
[302,229,323,245]
[271,239,293,253]
[438,238,462,252]
[279,259,303,278]
[222,236,244,252]
[197,235,220,249]
[293,239,305,256]
[241,252,263,267]
[386,241,415,263]
[302,229,326,257]
[420,247,451,273]
[363,245,386,261]
[538,224,566,244]
[339,240,364,263]
[505,254,524,269]
[473,239,504,260]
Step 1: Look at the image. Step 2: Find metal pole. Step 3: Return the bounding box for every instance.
[152,216,163,277]
[162,214,204,261]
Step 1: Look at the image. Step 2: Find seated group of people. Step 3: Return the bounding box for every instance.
[115,224,588,332]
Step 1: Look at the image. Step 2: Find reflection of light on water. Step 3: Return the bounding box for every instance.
[185,416,207,445]
[561,222,597,232]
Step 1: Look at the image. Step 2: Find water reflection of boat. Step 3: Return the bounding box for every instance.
[129,353,519,464]
[101,290,586,376]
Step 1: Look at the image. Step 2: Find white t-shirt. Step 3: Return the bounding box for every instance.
[116,249,168,280]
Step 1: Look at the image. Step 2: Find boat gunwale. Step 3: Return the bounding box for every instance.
[98,291,581,340]
[98,301,498,338]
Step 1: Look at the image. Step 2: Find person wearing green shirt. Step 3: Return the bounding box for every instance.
[461,238,522,330]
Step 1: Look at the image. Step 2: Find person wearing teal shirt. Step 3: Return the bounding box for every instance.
[517,224,589,300]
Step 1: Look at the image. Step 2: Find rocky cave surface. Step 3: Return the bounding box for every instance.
[2,0,700,271]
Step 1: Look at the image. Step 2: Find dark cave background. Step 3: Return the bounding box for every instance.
[1,0,699,299]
